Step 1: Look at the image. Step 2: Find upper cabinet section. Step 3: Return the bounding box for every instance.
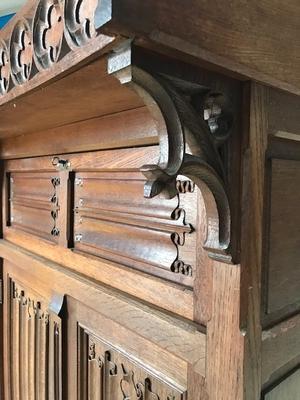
[0,0,116,104]
[1,43,243,273]
[4,148,197,288]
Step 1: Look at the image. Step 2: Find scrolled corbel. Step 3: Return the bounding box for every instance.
[108,43,233,263]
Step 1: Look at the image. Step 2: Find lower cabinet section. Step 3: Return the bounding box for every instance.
[4,275,63,400]
[77,328,185,400]
[2,258,191,400]
[67,297,187,400]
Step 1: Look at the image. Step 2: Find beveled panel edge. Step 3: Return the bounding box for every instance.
[262,137,300,326]
[1,230,194,321]
[0,240,206,377]
[262,313,300,387]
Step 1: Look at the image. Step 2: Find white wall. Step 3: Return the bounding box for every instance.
[0,0,26,17]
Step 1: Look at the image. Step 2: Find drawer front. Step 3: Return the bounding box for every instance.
[9,172,61,242]
[73,171,197,286]
[4,147,199,291]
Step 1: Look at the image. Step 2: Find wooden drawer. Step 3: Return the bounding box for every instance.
[73,171,196,286]
[3,147,198,288]
[8,172,61,242]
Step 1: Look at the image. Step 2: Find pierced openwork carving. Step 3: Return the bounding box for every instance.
[50,176,60,237]
[203,93,233,144]
[10,20,33,85]
[0,40,10,94]
[33,0,64,69]
[79,329,185,400]
[109,45,233,262]
[0,0,113,98]
[65,0,98,46]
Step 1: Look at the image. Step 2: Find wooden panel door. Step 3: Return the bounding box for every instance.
[2,260,64,400]
[66,296,190,400]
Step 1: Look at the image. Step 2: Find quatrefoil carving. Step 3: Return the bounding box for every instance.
[34,0,64,68]
[10,20,33,85]
[0,41,10,94]
[65,0,98,46]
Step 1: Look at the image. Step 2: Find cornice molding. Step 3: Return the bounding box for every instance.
[0,0,114,104]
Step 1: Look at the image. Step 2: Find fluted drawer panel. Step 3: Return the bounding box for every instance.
[9,172,60,242]
[74,171,197,287]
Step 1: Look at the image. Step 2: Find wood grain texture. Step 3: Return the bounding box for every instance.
[0,0,119,106]
[262,314,300,386]
[68,300,188,398]
[104,0,300,95]
[0,57,144,139]
[239,83,268,400]
[262,368,300,400]
[0,106,158,159]
[206,262,244,400]
[74,171,196,285]
[265,159,300,314]
[2,268,63,400]
[0,242,206,378]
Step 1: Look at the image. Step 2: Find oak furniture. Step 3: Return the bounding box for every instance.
[0,1,300,399]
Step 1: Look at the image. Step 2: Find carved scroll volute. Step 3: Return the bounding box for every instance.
[0,40,11,95]
[10,20,34,85]
[108,44,233,263]
[33,0,64,69]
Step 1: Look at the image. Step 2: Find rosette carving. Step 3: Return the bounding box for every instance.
[0,40,10,95]
[65,0,98,46]
[33,0,64,69]
[10,20,33,85]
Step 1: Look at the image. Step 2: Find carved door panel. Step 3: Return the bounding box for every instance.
[66,297,188,400]
[2,260,64,400]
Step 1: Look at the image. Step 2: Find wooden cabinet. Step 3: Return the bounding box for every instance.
[2,261,63,399]
[0,1,299,400]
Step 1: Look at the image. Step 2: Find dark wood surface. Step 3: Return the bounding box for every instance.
[266,158,300,314]
[0,1,299,400]
[103,0,300,95]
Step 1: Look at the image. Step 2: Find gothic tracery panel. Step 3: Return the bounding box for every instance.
[78,327,186,400]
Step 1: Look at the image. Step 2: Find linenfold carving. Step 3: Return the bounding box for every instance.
[109,45,233,263]
[9,280,64,399]
[0,0,112,97]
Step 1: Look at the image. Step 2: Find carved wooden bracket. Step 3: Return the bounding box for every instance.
[108,43,233,263]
